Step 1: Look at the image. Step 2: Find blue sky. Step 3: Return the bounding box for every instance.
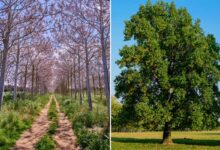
[111,0,220,96]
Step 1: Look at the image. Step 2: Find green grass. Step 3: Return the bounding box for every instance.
[47,99,58,135]
[112,131,220,150]
[35,135,56,150]
[0,94,49,150]
[56,94,109,150]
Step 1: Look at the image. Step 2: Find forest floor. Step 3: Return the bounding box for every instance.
[13,95,79,150]
[112,131,220,150]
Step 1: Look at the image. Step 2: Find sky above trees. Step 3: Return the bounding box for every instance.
[111,0,220,95]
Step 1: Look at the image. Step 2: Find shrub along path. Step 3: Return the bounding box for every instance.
[53,95,79,150]
[13,96,52,150]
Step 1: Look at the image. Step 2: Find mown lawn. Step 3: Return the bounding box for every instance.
[112,131,220,150]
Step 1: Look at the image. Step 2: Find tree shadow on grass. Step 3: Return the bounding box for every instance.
[111,138,161,144]
[173,139,220,146]
[112,137,220,146]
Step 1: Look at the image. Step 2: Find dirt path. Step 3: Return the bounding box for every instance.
[53,95,79,150]
[13,96,53,150]
[13,95,79,150]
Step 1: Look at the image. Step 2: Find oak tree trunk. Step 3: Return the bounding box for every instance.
[162,122,173,144]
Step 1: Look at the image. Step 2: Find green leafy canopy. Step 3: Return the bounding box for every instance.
[114,0,220,130]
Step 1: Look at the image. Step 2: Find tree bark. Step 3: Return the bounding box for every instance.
[13,35,21,103]
[67,71,70,95]
[77,49,82,105]
[31,64,35,99]
[0,42,9,111]
[82,78,85,98]
[85,40,92,111]
[98,72,103,100]
[0,4,12,111]
[162,122,173,144]
[73,57,77,100]
[99,0,110,118]
[0,50,3,73]
[23,63,28,96]
[35,67,38,94]
[37,76,40,94]
[92,74,96,97]
[70,68,73,98]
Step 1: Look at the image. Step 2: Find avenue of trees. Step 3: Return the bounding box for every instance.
[53,0,110,116]
[0,0,110,118]
[0,0,56,110]
[114,0,220,144]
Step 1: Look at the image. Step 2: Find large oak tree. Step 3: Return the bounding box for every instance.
[115,1,220,144]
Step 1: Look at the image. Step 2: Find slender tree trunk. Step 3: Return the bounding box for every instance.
[78,50,82,105]
[0,3,12,111]
[67,71,70,96]
[31,64,35,100]
[35,67,38,95]
[23,63,28,98]
[100,27,110,117]
[0,43,9,111]
[85,40,92,111]
[37,77,40,94]
[92,74,96,97]
[98,72,103,100]
[162,122,173,144]
[23,65,27,97]
[0,50,3,74]
[99,0,110,117]
[73,58,77,100]
[82,78,85,98]
[13,35,21,103]
[66,79,68,95]
[70,68,73,98]
[43,84,46,95]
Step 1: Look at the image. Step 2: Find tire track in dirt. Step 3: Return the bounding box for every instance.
[13,96,53,150]
[53,95,79,150]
